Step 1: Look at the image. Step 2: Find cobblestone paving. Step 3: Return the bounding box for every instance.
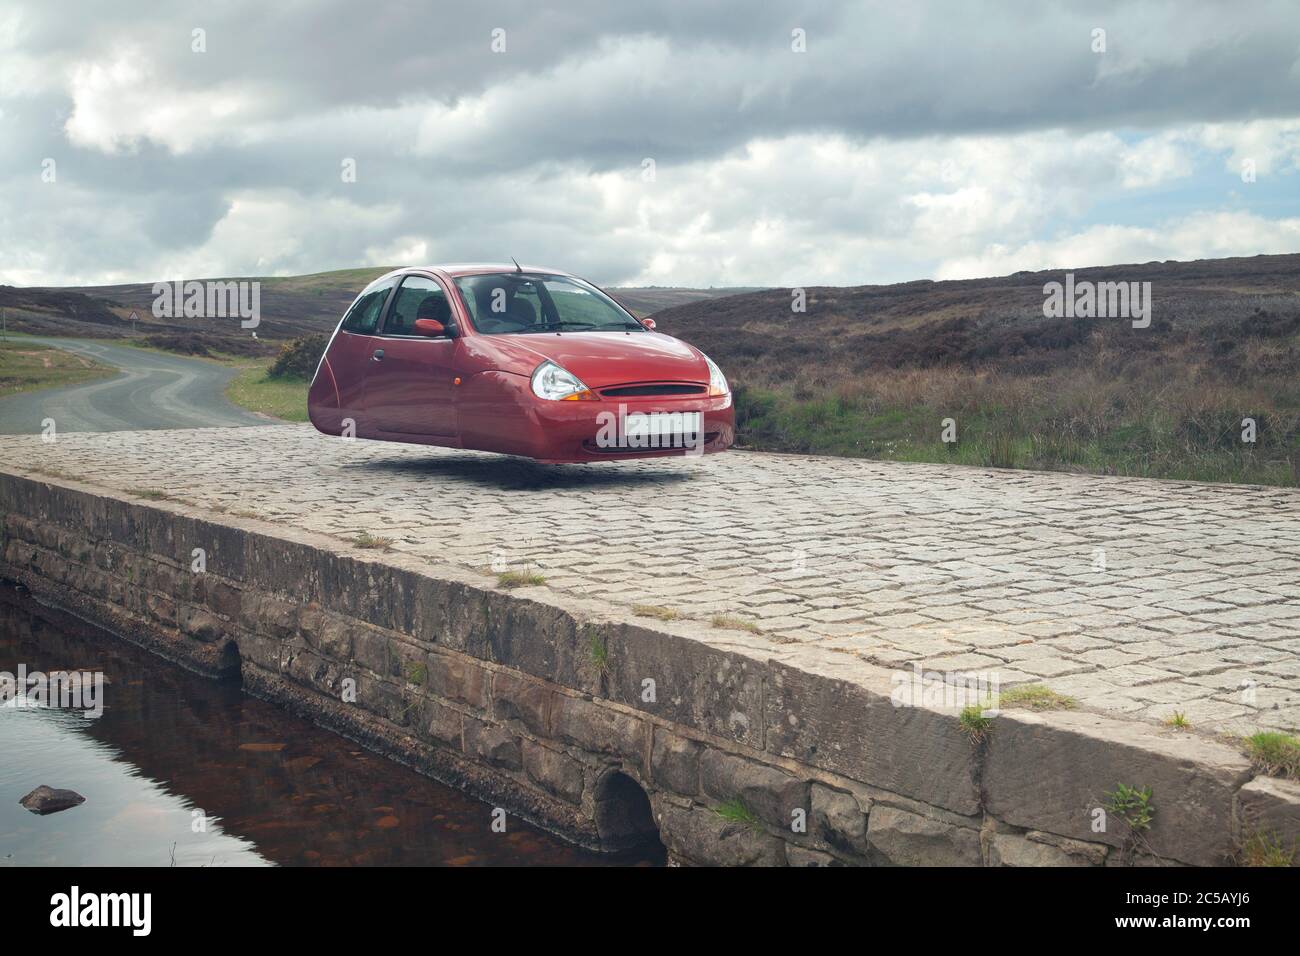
[4,424,1298,735]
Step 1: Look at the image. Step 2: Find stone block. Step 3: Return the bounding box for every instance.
[464,717,522,770]
[425,699,463,748]
[492,670,550,733]
[785,846,843,867]
[765,659,981,815]
[867,805,982,866]
[1237,776,1300,866]
[552,695,645,764]
[700,749,808,832]
[605,623,764,748]
[811,783,869,856]
[657,803,785,867]
[179,604,223,643]
[651,730,701,796]
[987,831,1105,866]
[984,710,1251,866]
[522,740,585,803]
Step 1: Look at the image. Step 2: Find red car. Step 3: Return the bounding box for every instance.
[308,264,735,463]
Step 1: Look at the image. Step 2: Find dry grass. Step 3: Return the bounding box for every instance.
[633,604,683,621]
[352,532,394,551]
[710,614,762,634]
[497,570,545,589]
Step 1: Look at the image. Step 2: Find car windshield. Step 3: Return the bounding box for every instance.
[453,273,644,334]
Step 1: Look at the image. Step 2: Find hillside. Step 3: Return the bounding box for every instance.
[0,268,757,353]
[648,253,1300,486]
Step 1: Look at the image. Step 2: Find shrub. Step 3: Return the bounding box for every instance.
[268,334,328,380]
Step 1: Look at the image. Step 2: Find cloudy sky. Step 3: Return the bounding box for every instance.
[3,0,1300,288]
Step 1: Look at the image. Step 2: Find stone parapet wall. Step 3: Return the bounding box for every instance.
[2,471,1295,866]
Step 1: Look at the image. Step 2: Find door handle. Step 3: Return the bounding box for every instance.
[371,349,384,361]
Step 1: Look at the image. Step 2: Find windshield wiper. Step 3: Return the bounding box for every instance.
[516,320,640,333]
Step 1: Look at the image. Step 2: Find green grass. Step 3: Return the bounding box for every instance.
[497,570,545,589]
[733,379,1300,488]
[710,614,761,634]
[352,532,394,551]
[959,705,994,742]
[996,684,1077,711]
[405,661,427,686]
[1103,783,1155,833]
[588,629,608,673]
[1243,732,1300,779]
[1163,710,1191,730]
[1240,828,1296,867]
[713,798,761,830]
[632,604,683,621]
[225,361,309,422]
[0,339,116,397]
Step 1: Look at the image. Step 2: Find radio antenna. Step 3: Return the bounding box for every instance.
[511,256,522,273]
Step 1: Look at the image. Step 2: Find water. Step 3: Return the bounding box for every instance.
[0,585,662,866]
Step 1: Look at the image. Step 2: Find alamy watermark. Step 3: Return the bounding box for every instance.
[1,664,104,718]
[152,280,260,329]
[891,662,1001,713]
[595,403,705,456]
[1043,272,1150,329]
[50,886,150,936]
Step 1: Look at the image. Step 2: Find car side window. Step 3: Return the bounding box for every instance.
[340,279,395,334]
[385,276,451,336]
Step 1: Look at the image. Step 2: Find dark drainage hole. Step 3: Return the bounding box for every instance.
[593,771,665,860]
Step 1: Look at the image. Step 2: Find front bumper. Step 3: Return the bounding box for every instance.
[524,393,735,463]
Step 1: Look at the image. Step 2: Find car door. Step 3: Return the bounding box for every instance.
[320,276,397,436]
[363,274,460,436]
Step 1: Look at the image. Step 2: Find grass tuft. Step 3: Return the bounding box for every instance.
[131,488,173,501]
[588,630,608,673]
[709,614,761,634]
[497,570,545,589]
[996,684,1077,711]
[633,604,683,621]
[714,798,761,830]
[959,705,994,742]
[1163,710,1191,730]
[1103,783,1155,833]
[1240,828,1296,867]
[352,532,393,551]
[1243,731,1300,779]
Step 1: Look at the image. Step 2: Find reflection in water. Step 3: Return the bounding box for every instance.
[0,585,662,866]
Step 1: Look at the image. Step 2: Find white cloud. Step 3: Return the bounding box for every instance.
[63,53,258,155]
[934,211,1300,280]
[2,2,1300,288]
[1195,119,1300,177]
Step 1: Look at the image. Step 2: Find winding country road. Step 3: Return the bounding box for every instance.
[0,338,270,434]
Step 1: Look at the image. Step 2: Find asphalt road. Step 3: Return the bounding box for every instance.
[0,338,271,434]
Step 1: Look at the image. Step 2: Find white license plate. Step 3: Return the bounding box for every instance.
[625,411,702,438]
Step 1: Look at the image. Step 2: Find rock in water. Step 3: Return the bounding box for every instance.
[19,785,85,815]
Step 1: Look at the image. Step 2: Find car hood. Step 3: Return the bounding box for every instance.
[479,331,708,389]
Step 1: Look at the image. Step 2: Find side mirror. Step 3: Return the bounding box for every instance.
[641,317,657,331]
[413,318,447,337]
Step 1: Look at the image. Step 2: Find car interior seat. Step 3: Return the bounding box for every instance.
[416,293,452,328]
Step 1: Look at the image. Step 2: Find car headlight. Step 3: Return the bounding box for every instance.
[703,354,730,400]
[530,360,598,401]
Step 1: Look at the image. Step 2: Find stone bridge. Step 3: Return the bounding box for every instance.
[2,424,1298,865]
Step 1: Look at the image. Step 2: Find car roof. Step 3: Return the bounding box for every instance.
[395,263,577,280]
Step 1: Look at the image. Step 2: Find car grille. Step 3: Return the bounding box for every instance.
[600,383,706,397]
